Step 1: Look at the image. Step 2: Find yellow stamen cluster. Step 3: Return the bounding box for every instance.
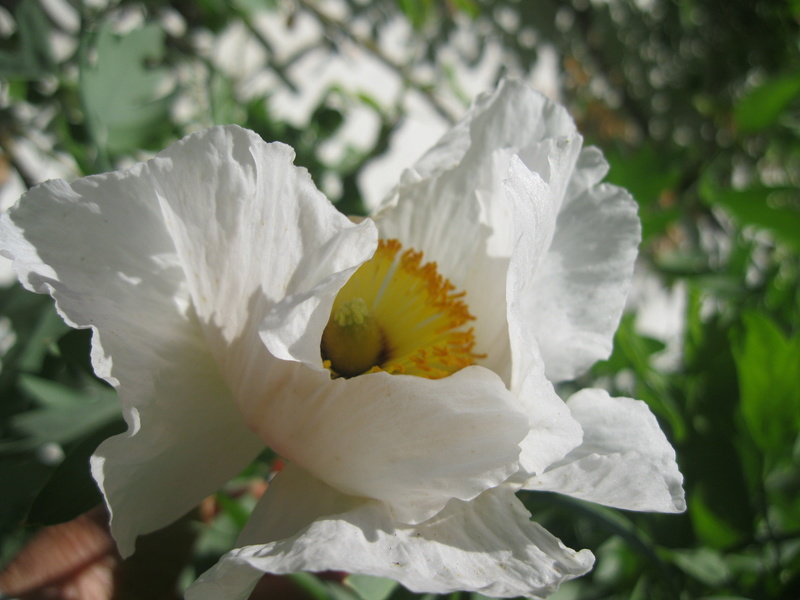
[321,238,483,379]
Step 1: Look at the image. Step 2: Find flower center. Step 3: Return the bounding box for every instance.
[321,239,482,379]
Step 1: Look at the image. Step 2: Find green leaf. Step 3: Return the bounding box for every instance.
[606,144,682,208]
[592,314,685,441]
[604,144,683,243]
[669,547,732,587]
[525,492,676,588]
[17,374,100,409]
[287,573,330,599]
[688,493,744,549]
[209,70,246,125]
[324,582,364,600]
[26,417,125,525]
[0,452,55,536]
[345,574,399,600]
[701,183,800,251]
[2,376,120,451]
[0,0,54,79]
[6,297,70,374]
[734,73,800,133]
[214,490,252,530]
[731,312,800,457]
[80,23,173,156]
[450,0,479,19]
[398,0,433,29]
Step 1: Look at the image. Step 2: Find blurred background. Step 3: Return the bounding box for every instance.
[0,1,799,599]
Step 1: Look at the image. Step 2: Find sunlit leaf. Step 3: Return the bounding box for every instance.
[398,0,433,29]
[450,0,479,19]
[80,23,173,156]
[209,70,246,126]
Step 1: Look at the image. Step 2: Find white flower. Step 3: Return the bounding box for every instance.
[0,78,684,599]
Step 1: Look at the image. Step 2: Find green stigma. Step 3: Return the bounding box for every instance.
[321,298,384,378]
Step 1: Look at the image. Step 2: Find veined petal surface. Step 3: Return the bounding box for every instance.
[527,149,641,382]
[186,464,594,600]
[526,388,686,513]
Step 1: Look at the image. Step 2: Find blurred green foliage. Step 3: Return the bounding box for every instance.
[0,0,798,599]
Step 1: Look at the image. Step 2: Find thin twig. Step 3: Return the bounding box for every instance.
[296,0,457,124]
[231,5,300,94]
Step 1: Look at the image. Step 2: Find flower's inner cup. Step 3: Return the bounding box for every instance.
[321,239,482,379]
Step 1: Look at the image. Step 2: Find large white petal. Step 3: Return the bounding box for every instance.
[504,157,583,476]
[186,465,594,600]
[512,360,583,479]
[394,79,578,259]
[0,166,263,557]
[528,149,641,382]
[243,365,528,525]
[91,334,262,557]
[526,388,686,513]
[562,145,609,208]
[399,78,577,193]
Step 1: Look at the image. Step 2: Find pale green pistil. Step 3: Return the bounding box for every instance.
[321,298,384,378]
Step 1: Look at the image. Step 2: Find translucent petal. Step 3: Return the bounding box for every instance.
[244,365,529,525]
[528,150,641,382]
[377,80,584,381]
[526,389,686,512]
[504,157,583,475]
[187,465,594,600]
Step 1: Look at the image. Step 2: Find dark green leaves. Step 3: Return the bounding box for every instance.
[2,375,120,452]
[701,182,800,252]
[732,312,800,458]
[735,73,800,133]
[0,0,54,79]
